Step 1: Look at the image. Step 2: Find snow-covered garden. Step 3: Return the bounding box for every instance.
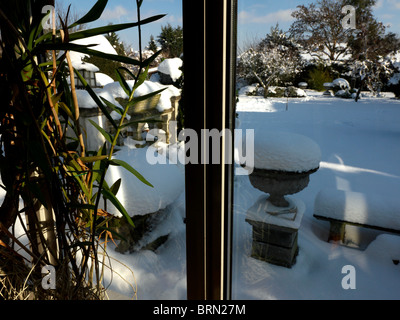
[84,83,400,300]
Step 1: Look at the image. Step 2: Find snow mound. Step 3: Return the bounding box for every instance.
[365,234,400,262]
[314,189,400,230]
[252,131,321,172]
[332,78,350,90]
[106,146,184,216]
[95,72,114,87]
[75,89,98,109]
[158,58,183,82]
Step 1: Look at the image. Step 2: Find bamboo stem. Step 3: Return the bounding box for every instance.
[60,29,85,158]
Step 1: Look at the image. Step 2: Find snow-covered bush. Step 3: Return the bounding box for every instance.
[331,78,352,98]
[387,51,400,98]
[237,25,303,98]
[350,57,393,97]
[243,84,307,98]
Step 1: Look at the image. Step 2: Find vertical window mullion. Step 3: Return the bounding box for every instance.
[184,0,237,300]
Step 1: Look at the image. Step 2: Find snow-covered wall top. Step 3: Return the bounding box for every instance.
[76,80,180,112]
[253,131,321,172]
[158,58,183,82]
[101,80,180,112]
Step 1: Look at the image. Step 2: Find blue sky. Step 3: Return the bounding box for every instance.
[62,0,400,50]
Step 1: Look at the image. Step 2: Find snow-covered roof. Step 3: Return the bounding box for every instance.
[68,35,118,72]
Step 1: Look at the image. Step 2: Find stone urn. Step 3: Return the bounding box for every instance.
[249,167,318,209]
[249,131,321,213]
[323,82,334,96]
[245,131,321,267]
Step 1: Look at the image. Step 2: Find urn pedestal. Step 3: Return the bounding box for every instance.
[245,131,321,268]
[246,195,305,268]
[246,168,317,268]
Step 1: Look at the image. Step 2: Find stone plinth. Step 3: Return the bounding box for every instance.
[246,195,305,268]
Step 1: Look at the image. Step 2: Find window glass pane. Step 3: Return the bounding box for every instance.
[73,0,185,300]
[233,0,400,299]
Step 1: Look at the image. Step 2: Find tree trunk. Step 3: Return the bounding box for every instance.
[355,78,364,102]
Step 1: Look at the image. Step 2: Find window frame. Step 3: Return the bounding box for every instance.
[183,0,238,300]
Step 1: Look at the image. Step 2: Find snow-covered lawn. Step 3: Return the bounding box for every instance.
[103,89,400,300]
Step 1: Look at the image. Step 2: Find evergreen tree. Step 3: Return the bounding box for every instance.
[105,30,126,56]
[157,24,183,58]
[148,35,158,52]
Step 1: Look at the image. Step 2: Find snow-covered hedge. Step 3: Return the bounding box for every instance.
[243,84,307,98]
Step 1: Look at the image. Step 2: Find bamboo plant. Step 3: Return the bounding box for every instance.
[0,0,164,299]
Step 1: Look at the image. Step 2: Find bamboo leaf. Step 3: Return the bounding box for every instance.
[119,119,162,130]
[68,16,166,41]
[100,97,123,115]
[50,92,63,106]
[101,188,134,227]
[59,102,74,119]
[110,178,122,196]
[127,88,166,108]
[79,155,108,163]
[131,65,150,98]
[117,66,136,80]
[88,119,114,144]
[66,164,91,199]
[115,68,132,97]
[109,159,153,187]
[142,49,163,67]
[70,0,109,29]
[75,69,118,129]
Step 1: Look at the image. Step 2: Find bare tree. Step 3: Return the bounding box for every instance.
[289,0,352,65]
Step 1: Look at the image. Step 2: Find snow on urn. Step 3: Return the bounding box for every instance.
[250,131,321,211]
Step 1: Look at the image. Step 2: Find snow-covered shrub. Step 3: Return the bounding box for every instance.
[386,51,400,98]
[331,78,352,98]
[267,86,307,98]
[243,85,307,98]
[350,58,393,96]
[237,25,303,97]
[332,78,350,90]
